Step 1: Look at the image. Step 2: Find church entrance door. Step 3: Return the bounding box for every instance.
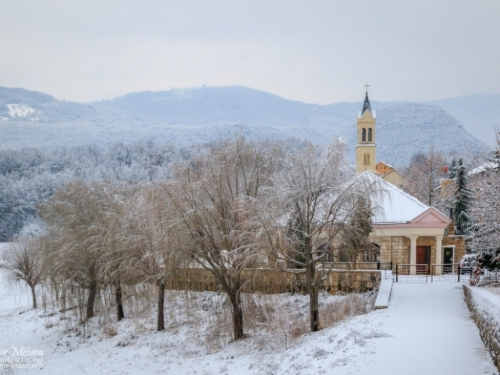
[416,246,430,274]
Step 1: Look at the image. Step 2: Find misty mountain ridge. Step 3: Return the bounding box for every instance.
[0,85,493,166]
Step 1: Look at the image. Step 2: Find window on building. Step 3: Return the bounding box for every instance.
[368,128,372,142]
[362,128,366,142]
[364,154,370,165]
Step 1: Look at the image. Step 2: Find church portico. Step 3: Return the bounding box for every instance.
[375,234,457,274]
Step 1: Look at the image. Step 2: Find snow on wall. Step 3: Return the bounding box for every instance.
[463,284,500,372]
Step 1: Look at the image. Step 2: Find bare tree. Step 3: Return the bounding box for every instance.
[265,140,383,332]
[166,137,274,340]
[402,147,446,206]
[1,236,45,308]
[469,129,500,253]
[127,183,187,331]
[96,184,135,322]
[337,195,374,267]
[40,181,112,320]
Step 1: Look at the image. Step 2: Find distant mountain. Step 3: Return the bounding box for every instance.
[0,86,144,123]
[0,85,491,166]
[364,103,487,168]
[429,94,500,147]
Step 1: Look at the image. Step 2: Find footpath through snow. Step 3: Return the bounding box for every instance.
[361,282,496,375]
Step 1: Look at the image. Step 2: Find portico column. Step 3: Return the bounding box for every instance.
[435,236,443,275]
[408,235,419,275]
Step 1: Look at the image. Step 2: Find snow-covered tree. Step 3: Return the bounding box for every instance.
[448,158,458,179]
[166,137,275,340]
[453,159,472,235]
[469,129,500,261]
[265,140,383,332]
[1,236,46,308]
[402,147,446,206]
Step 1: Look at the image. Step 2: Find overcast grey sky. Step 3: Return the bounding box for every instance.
[1,0,499,104]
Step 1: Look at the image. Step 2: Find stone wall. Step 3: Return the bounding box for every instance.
[443,236,466,262]
[165,268,381,295]
[463,285,500,372]
[378,236,409,265]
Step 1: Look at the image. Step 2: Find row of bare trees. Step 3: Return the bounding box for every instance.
[1,137,383,340]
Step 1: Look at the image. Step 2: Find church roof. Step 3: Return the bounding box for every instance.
[361,92,372,115]
[360,172,449,225]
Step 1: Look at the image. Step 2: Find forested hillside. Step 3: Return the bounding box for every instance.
[0,86,488,165]
[0,141,193,241]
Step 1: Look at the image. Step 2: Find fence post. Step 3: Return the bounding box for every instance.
[396,264,398,282]
[458,264,461,282]
[431,265,433,283]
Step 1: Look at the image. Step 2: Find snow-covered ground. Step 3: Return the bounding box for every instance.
[0,247,496,375]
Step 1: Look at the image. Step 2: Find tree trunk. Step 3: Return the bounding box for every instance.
[309,285,319,332]
[305,237,319,332]
[230,291,244,341]
[115,279,125,321]
[86,280,97,320]
[29,284,37,309]
[157,280,165,331]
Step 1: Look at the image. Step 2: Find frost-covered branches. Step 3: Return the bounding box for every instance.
[1,236,46,308]
[469,131,500,260]
[166,137,275,340]
[402,147,446,206]
[264,140,383,332]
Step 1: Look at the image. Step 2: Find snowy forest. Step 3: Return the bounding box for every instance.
[0,140,196,241]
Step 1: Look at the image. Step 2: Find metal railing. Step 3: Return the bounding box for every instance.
[393,263,500,284]
[430,264,460,282]
[395,264,429,283]
[393,263,481,283]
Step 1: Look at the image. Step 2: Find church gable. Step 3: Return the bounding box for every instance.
[409,207,451,228]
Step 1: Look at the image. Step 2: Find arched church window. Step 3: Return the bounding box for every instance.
[368,128,372,142]
[362,128,366,142]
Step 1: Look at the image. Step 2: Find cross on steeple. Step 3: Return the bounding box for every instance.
[364,83,370,93]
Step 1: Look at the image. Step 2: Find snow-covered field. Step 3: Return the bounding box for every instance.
[0,241,496,375]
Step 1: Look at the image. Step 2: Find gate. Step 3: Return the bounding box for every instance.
[394,264,466,283]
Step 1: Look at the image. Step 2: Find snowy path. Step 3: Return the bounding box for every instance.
[355,283,496,375]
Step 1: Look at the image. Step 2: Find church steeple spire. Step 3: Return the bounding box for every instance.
[361,83,371,115]
[361,92,371,115]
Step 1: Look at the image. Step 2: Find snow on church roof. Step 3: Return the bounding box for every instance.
[360,172,429,224]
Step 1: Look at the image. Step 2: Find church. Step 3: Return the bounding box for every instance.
[356,89,465,274]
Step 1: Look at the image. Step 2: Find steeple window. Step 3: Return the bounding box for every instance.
[364,153,370,165]
[362,128,366,142]
[368,128,372,142]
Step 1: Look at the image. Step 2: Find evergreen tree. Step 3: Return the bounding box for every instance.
[453,158,472,235]
[487,127,500,171]
[477,248,500,272]
[448,158,458,179]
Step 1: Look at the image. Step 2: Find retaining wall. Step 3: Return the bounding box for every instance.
[463,284,500,372]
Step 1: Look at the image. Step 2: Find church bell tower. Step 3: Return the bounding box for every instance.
[356,84,376,174]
